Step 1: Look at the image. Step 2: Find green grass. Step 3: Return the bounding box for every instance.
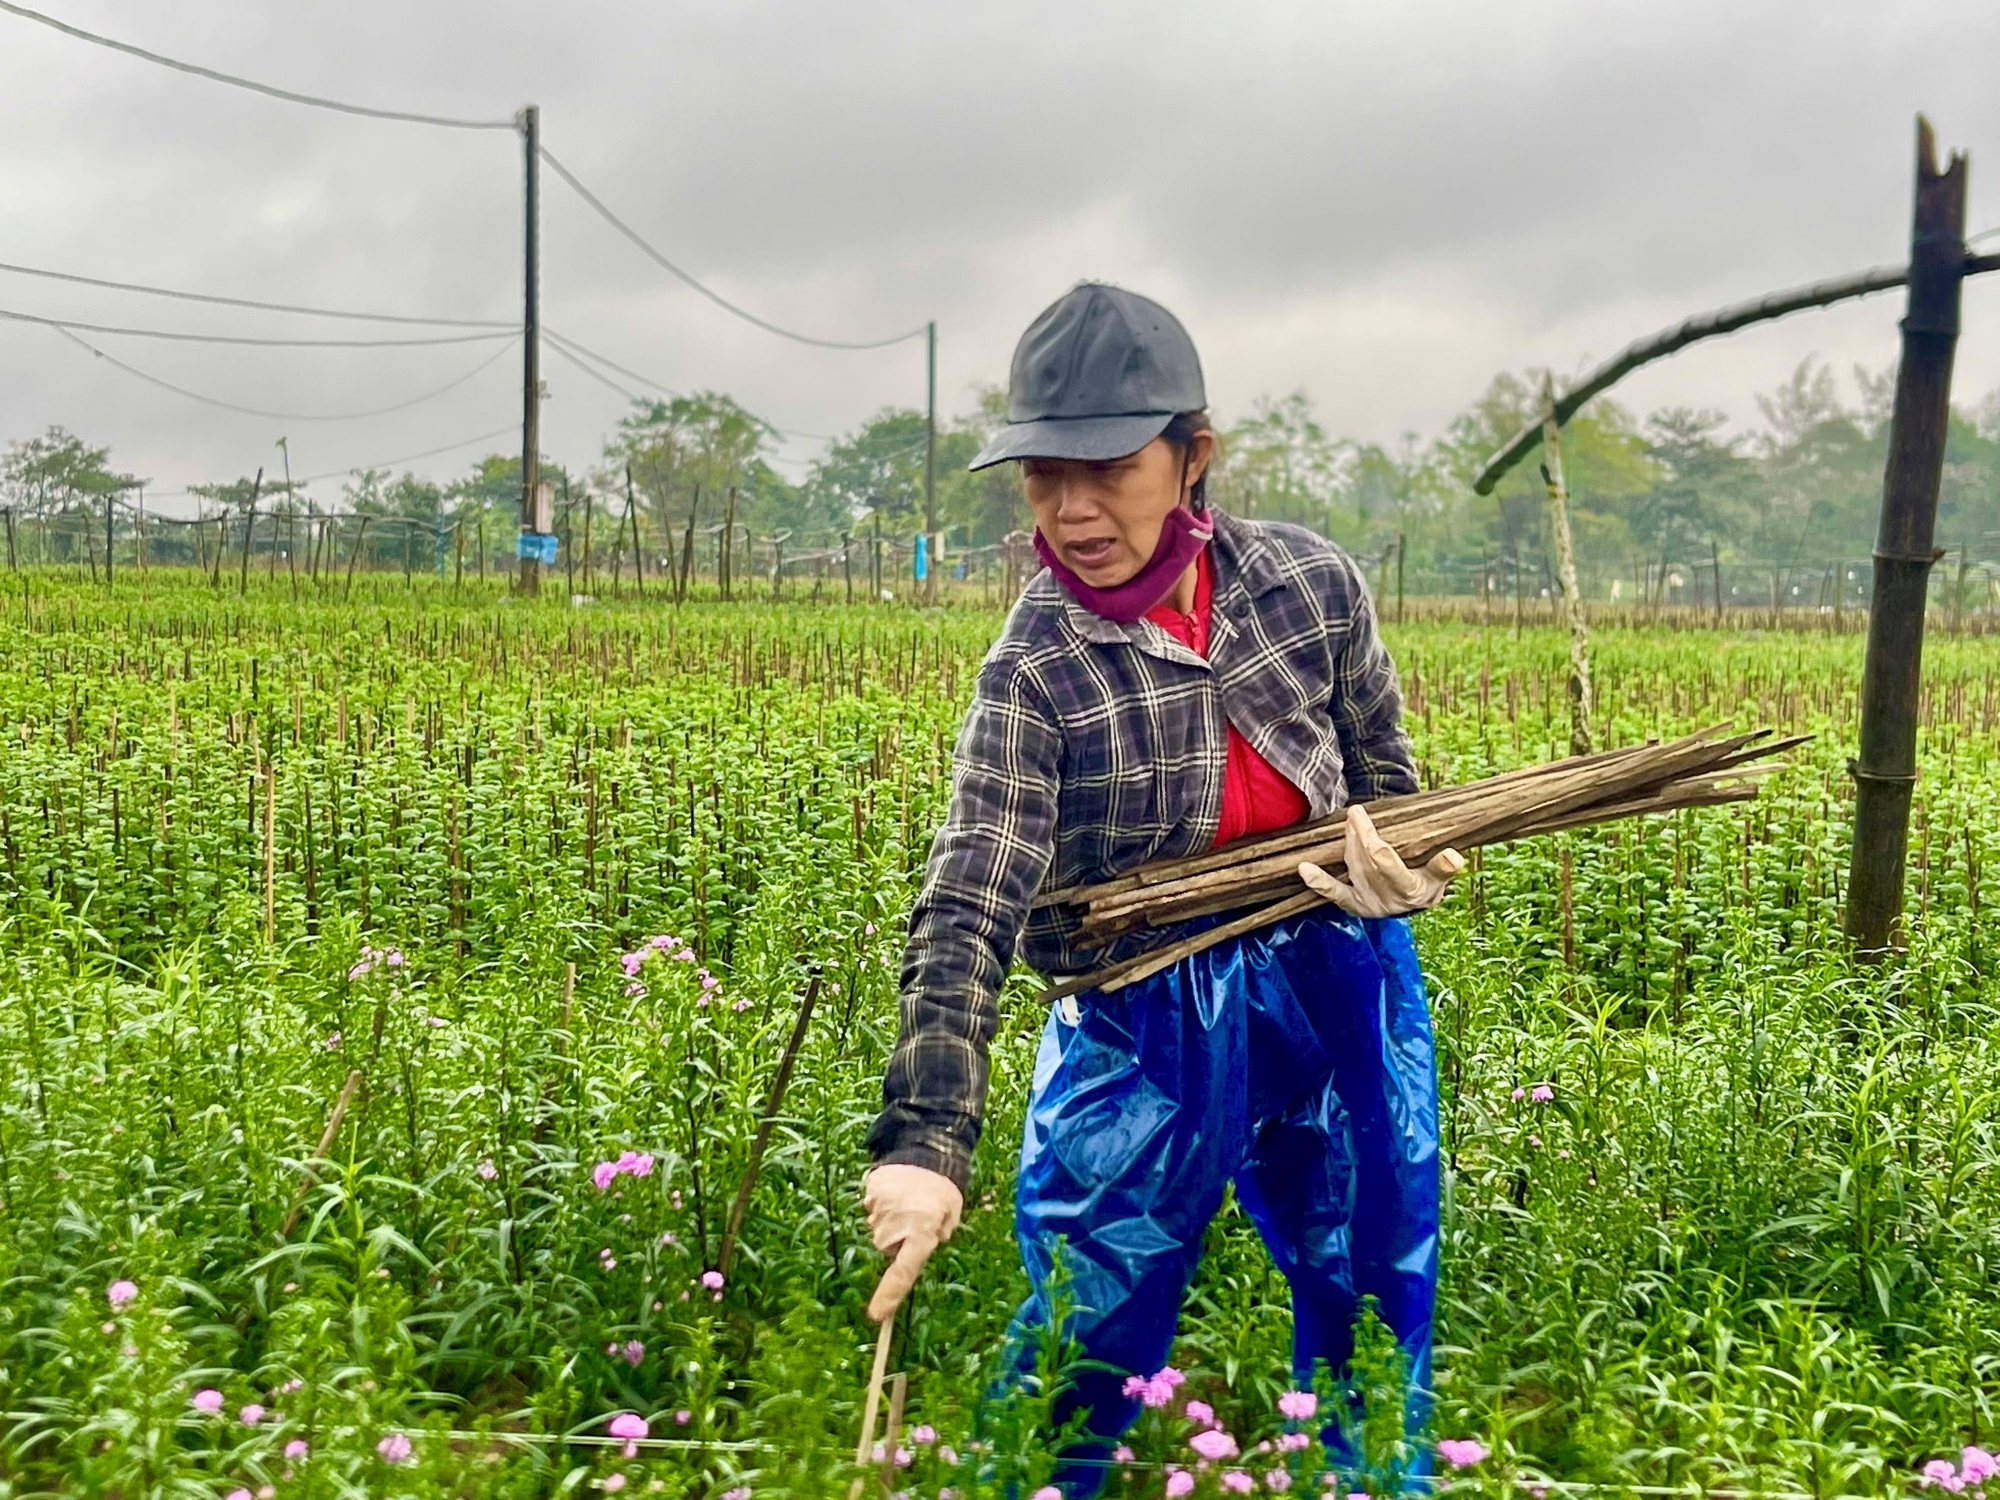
[0,569,1995,1498]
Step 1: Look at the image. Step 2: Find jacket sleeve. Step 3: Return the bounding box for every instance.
[1326,553,1419,802]
[866,653,1063,1190]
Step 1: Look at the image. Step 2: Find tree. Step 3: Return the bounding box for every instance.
[1634,408,1765,559]
[1,426,136,564]
[607,393,782,542]
[802,409,930,535]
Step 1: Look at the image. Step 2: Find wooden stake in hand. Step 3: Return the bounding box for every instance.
[850,1308,899,1499]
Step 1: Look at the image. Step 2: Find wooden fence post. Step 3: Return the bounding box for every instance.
[1846,117,1968,954]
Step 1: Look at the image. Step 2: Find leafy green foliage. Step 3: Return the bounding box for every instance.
[0,569,1995,1495]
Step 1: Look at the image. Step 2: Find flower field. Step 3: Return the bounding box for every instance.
[1,571,1997,1498]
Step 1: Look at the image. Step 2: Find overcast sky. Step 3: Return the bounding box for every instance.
[3,0,1997,511]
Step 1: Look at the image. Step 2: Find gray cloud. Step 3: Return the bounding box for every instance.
[2,0,1996,509]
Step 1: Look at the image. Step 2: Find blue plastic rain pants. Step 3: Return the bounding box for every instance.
[1004,909,1439,1492]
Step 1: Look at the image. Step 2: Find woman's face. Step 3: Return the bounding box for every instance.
[1022,432,1214,587]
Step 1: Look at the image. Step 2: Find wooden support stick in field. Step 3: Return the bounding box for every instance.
[717,969,823,1278]
[262,763,275,943]
[279,1066,363,1239]
[879,1372,908,1493]
[1540,374,1594,756]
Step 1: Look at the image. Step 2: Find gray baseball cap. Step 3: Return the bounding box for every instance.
[968,283,1206,471]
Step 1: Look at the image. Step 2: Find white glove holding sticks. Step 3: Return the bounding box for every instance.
[1298,802,1465,919]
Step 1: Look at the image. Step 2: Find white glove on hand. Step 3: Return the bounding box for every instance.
[862,1164,963,1323]
[1299,803,1465,920]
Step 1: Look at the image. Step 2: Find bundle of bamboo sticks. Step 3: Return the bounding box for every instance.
[1035,725,1804,1001]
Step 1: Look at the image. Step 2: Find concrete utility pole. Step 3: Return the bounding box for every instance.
[517,104,543,597]
[1846,118,1968,953]
[923,320,937,605]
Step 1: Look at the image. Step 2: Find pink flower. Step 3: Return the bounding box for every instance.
[1531,1083,1554,1103]
[239,1403,265,1425]
[1528,1134,1542,1148]
[700,1270,724,1291]
[1963,1450,1998,1486]
[732,997,753,1011]
[650,934,677,950]
[100,1321,116,1334]
[191,1388,224,1414]
[1190,1429,1239,1461]
[1437,1439,1489,1469]
[604,1477,628,1494]
[1166,1473,1196,1498]
[1185,1400,1215,1428]
[1510,1086,1525,1101]
[1266,1471,1293,1492]
[940,1446,960,1466]
[477,1159,498,1180]
[1277,1390,1317,1421]
[1113,1446,1135,1463]
[622,952,645,977]
[699,970,719,989]
[674,948,696,962]
[626,981,648,999]
[226,1489,252,1500]
[674,1409,691,1425]
[324,1032,342,1050]
[277,1378,303,1394]
[376,1431,413,1463]
[1923,1461,1961,1489]
[1278,1433,1311,1453]
[592,1160,620,1191]
[106,1279,138,1310]
[1222,1472,1253,1493]
[1030,1489,1062,1500]
[608,1412,648,1457]
[722,1489,751,1500]
[426,1015,448,1028]
[621,1340,645,1368]
[910,1425,937,1445]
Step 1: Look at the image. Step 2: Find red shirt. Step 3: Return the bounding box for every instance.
[1143,547,1311,848]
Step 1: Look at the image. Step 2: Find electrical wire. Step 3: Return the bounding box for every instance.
[0,258,512,328]
[544,337,638,402]
[0,1,513,130]
[0,305,510,348]
[42,323,517,420]
[543,329,885,445]
[538,144,928,351]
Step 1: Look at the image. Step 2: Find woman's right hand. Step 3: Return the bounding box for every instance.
[862,1164,964,1322]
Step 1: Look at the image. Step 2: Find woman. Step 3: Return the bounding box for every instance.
[863,283,1461,1484]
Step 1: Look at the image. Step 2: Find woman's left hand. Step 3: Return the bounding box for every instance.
[1299,803,1464,919]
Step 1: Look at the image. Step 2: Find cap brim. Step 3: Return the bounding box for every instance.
[967,412,1175,471]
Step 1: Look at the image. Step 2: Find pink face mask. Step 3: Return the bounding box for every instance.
[1034,505,1214,624]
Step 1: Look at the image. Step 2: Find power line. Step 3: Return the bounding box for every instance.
[0,305,511,348]
[139,425,525,500]
[0,0,513,130]
[542,329,852,442]
[544,338,638,402]
[0,258,512,328]
[538,144,928,352]
[40,322,517,420]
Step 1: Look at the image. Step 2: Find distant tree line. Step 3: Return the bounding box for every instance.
[5,357,1998,600]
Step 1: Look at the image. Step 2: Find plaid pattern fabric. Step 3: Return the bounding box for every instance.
[867,510,1418,1187]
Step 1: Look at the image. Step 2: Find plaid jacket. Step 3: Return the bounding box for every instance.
[867,510,1418,1187]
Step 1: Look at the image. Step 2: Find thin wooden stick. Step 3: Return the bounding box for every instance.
[279,1066,363,1239]
[879,1372,908,1494]
[716,969,822,1277]
[851,1310,897,1478]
